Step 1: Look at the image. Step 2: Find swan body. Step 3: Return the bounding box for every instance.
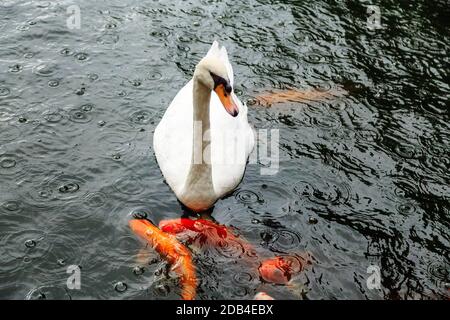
[153,41,255,211]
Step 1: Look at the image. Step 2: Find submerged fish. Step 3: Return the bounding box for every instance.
[159,218,228,239]
[129,219,197,300]
[159,218,311,298]
[253,292,275,300]
[158,218,254,255]
[254,88,343,106]
[258,256,307,285]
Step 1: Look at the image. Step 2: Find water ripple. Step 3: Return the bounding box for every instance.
[2,229,51,260]
[293,177,351,206]
[113,175,145,195]
[235,182,292,217]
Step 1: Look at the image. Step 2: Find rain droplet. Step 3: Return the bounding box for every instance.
[129,110,151,124]
[23,256,32,264]
[114,281,127,293]
[2,200,20,211]
[25,239,37,248]
[60,48,72,56]
[69,109,91,123]
[48,79,59,87]
[132,79,142,87]
[0,157,16,169]
[16,24,30,31]
[235,190,263,205]
[39,190,52,198]
[98,120,106,127]
[75,52,89,61]
[132,210,148,219]
[18,117,27,123]
[133,266,145,276]
[88,73,98,81]
[75,86,86,95]
[44,111,64,123]
[396,202,416,215]
[58,183,80,194]
[9,64,23,73]
[304,52,324,64]
[105,22,117,29]
[0,87,10,96]
[36,292,46,299]
[247,98,257,106]
[308,217,318,224]
[33,63,56,77]
[81,103,93,112]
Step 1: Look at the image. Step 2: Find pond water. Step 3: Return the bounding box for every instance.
[0,0,448,299]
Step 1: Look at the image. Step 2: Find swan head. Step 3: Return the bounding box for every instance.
[194,56,239,117]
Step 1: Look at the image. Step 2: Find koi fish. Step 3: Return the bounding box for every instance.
[159,218,228,239]
[159,218,311,296]
[258,256,307,285]
[129,219,197,300]
[158,218,254,256]
[253,292,275,300]
[254,88,344,107]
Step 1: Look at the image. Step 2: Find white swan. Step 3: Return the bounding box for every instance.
[153,41,255,212]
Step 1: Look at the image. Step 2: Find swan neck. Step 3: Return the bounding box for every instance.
[181,78,215,210]
[192,80,211,133]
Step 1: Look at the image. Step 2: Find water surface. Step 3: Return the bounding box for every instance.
[0,0,449,299]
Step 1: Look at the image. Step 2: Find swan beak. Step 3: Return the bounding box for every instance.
[214,84,239,117]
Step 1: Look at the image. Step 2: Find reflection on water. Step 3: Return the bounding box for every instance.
[0,0,448,299]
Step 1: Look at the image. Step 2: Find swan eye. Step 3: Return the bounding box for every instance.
[210,72,231,93]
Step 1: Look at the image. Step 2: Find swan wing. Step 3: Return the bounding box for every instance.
[153,81,193,196]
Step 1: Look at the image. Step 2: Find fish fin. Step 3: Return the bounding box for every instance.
[135,247,152,265]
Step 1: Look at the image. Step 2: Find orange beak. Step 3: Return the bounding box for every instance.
[214,84,239,117]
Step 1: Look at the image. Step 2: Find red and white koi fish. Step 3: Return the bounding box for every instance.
[158,218,255,255]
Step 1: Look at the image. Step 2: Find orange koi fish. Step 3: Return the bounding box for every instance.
[159,218,311,295]
[254,88,343,107]
[129,219,197,300]
[258,256,307,285]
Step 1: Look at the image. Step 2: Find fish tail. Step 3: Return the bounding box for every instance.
[176,256,197,300]
[129,219,197,300]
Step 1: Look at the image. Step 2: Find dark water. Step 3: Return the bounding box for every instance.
[0,0,449,300]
